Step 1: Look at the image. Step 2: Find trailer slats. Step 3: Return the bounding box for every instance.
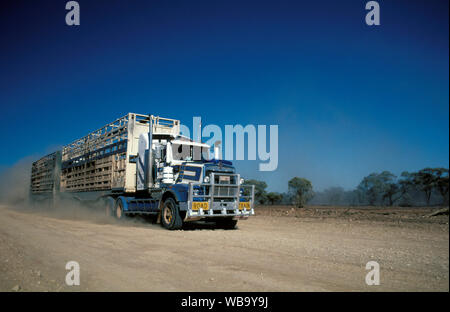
[31,113,181,195]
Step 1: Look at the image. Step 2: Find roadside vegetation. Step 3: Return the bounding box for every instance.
[247,168,449,207]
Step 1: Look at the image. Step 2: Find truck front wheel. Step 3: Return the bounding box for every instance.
[161,198,183,230]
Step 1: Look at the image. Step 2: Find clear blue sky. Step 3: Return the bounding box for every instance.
[0,0,448,192]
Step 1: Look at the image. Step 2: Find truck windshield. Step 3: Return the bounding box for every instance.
[172,144,209,161]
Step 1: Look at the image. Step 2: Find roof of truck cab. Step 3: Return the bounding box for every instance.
[170,139,210,148]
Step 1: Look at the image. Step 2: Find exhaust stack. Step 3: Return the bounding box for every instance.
[214,140,221,160]
[147,114,153,189]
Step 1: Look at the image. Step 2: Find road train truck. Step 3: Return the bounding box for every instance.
[29,113,255,229]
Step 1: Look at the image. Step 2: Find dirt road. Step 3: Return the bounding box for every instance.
[0,204,448,291]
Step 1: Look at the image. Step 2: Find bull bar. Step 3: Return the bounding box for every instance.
[185,172,255,221]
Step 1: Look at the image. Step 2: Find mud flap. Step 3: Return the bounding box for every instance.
[156,200,163,224]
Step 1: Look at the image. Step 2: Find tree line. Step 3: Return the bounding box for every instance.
[247,167,449,207]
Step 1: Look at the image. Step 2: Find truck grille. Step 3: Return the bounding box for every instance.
[212,174,239,202]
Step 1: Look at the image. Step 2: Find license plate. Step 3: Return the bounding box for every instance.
[239,202,250,210]
[219,176,230,183]
[192,202,209,211]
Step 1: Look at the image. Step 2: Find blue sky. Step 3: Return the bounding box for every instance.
[0,0,448,192]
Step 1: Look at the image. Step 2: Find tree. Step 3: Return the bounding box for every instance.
[411,168,436,205]
[433,168,449,205]
[280,192,292,205]
[266,192,283,205]
[288,177,314,208]
[357,171,401,206]
[356,168,448,207]
[397,171,415,206]
[357,173,383,205]
[245,179,268,204]
[378,171,401,206]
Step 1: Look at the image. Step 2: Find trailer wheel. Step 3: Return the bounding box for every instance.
[105,197,115,217]
[216,218,238,230]
[115,199,125,220]
[161,198,182,230]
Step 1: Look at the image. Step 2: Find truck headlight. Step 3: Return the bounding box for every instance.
[204,176,210,183]
[240,178,244,185]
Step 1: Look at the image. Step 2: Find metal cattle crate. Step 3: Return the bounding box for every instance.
[60,113,180,193]
[30,151,61,195]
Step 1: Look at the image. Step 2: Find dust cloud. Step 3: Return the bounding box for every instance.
[0,156,153,227]
[0,156,33,205]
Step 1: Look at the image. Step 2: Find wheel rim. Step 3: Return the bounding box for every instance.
[163,203,173,224]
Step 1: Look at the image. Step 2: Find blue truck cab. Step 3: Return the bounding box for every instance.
[117,135,255,230]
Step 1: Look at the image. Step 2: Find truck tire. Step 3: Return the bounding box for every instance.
[105,197,115,217]
[115,199,126,220]
[216,218,238,230]
[161,198,183,230]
